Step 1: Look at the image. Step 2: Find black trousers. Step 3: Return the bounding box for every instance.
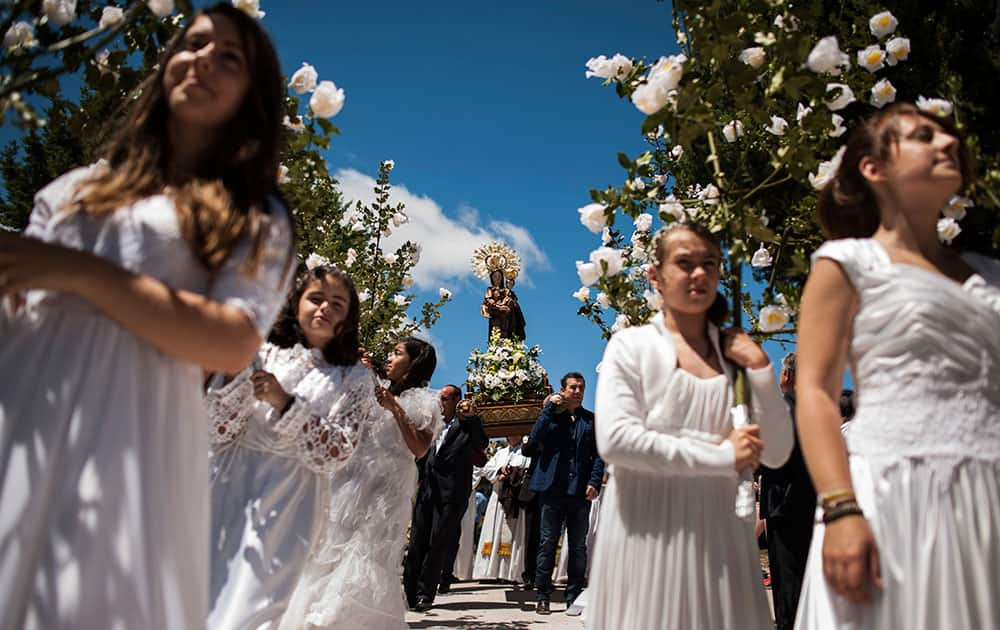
[766,514,814,630]
[403,497,466,606]
[520,496,540,584]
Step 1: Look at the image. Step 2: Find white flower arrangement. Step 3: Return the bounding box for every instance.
[466,330,549,403]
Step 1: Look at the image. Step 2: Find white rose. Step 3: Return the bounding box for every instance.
[309,80,345,118]
[351,221,365,232]
[392,294,408,307]
[809,146,846,190]
[288,62,318,95]
[304,253,330,270]
[698,183,721,206]
[596,292,610,309]
[578,202,608,234]
[633,213,653,232]
[659,196,686,222]
[402,276,414,288]
[631,54,686,115]
[760,211,770,227]
[357,290,370,302]
[4,21,36,50]
[870,79,896,108]
[392,212,407,227]
[869,11,898,39]
[282,115,305,132]
[916,96,953,117]
[629,177,646,191]
[345,247,358,266]
[585,53,633,80]
[438,288,452,301]
[765,115,788,136]
[857,45,886,73]
[576,261,601,287]
[384,253,398,265]
[796,102,813,123]
[99,6,124,29]
[774,14,799,31]
[829,114,847,138]
[750,244,773,268]
[942,195,972,220]
[277,164,289,184]
[600,227,613,245]
[382,159,395,171]
[232,0,264,19]
[670,144,684,160]
[937,217,962,244]
[825,82,856,111]
[739,46,766,70]
[885,37,910,65]
[93,49,115,76]
[590,247,626,277]
[807,36,850,75]
[722,120,744,143]
[643,289,662,311]
[146,0,174,17]
[42,0,76,25]
[758,304,791,332]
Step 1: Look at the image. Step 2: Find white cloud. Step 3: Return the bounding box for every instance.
[334,168,549,288]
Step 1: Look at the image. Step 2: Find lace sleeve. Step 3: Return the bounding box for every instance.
[395,387,443,436]
[271,364,381,476]
[204,367,255,444]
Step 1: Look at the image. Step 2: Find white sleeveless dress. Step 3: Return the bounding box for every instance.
[588,319,794,630]
[794,239,1000,629]
[0,166,293,630]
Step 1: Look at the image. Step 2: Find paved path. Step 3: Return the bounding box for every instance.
[405,582,584,629]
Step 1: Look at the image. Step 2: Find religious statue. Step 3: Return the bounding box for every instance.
[471,241,527,342]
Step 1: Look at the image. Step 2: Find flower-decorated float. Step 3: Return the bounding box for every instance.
[466,242,552,438]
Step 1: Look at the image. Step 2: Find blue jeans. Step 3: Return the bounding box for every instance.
[534,494,591,602]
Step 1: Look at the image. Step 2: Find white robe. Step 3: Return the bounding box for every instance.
[452,466,482,581]
[473,444,530,581]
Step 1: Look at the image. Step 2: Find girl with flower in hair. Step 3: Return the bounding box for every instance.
[0,5,293,628]
[794,102,1000,629]
[206,263,381,629]
[587,222,793,630]
[281,336,441,630]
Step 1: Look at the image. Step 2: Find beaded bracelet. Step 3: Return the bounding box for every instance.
[822,499,863,524]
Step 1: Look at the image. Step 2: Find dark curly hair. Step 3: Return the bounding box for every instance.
[817,102,972,240]
[651,221,730,327]
[268,265,360,366]
[389,337,437,396]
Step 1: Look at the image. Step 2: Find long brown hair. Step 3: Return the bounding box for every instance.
[817,102,973,240]
[75,3,288,273]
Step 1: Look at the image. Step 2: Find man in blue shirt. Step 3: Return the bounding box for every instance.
[527,372,604,614]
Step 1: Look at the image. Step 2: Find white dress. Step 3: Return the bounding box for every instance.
[795,239,1000,630]
[473,444,530,581]
[0,167,293,630]
[587,318,794,630]
[206,344,381,629]
[280,387,442,630]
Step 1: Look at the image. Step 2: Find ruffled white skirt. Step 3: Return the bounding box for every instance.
[795,454,1000,629]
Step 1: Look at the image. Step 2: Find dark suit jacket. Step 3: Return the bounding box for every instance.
[759,393,816,521]
[527,402,604,496]
[416,414,488,505]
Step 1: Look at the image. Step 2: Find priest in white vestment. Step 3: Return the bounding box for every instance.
[473,435,531,581]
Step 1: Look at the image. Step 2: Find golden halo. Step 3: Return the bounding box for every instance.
[471,241,522,281]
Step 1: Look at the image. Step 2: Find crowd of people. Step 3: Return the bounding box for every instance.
[0,3,998,630]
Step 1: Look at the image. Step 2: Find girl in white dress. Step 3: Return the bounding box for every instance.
[0,6,292,629]
[587,222,794,630]
[794,102,1000,629]
[281,337,441,630]
[207,264,381,629]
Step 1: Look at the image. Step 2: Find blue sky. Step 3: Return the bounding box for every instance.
[261,0,700,406]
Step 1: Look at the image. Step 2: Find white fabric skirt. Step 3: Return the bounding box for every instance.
[795,454,1000,629]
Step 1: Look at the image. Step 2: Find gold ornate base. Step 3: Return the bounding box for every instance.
[476,398,547,438]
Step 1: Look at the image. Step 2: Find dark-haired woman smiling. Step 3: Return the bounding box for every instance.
[0,5,293,628]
